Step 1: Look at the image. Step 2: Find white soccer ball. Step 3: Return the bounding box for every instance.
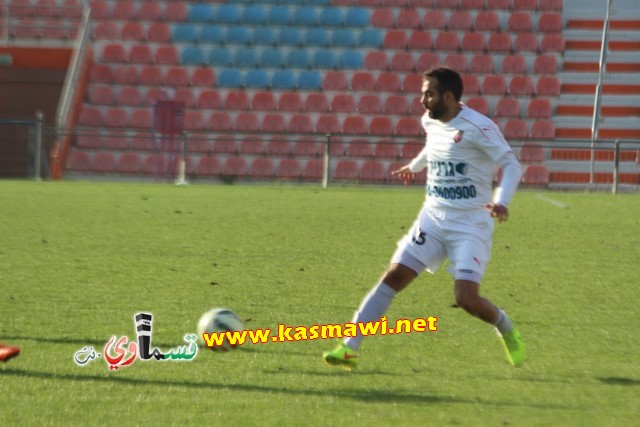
[197,308,245,352]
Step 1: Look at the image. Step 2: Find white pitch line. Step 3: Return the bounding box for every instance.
[536,194,568,208]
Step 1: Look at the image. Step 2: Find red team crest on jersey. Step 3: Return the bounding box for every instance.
[453,130,464,143]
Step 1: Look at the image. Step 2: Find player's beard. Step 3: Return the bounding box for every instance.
[426,98,447,120]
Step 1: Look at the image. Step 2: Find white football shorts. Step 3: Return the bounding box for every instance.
[391,206,495,284]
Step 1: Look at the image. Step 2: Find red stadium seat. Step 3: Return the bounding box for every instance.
[434,0,459,6]
[347,139,374,158]
[293,137,322,157]
[225,91,250,110]
[252,91,276,111]
[112,1,137,20]
[91,152,116,173]
[104,133,129,150]
[533,55,558,74]
[403,74,424,93]
[66,150,90,172]
[540,34,564,53]
[130,109,152,128]
[513,0,537,10]
[235,113,260,132]
[240,137,265,155]
[475,11,499,32]
[267,137,291,155]
[375,141,400,159]
[343,117,367,134]
[304,93,329,112]
[198,91,222,109]
[397,10,421,29]
[469,54,494,74]
[89,86,115,105]
[384,95,409,115]
[89,1,110,19]
[395,118,422,136]
[183,111,206,131]
[434,31,459,51]
[93,22,119,39]
[509,76,534,96]
[209,112,233,131]
[462,74,480,96]
[482,75,507,95]
[375,73,401,92]
[163,3,188,22]
[369,117,394,135]
[411,97,424,114]
[364,51,388,71]
[249,157,276,178]
[334,160,360,181]
[390,52,415,72]
[514,33,539,53]
[423,10,447,30]
[522,165,549,186]
[130,132,155,151]
[332,94,356,113]
[495,97,521,118]
[360,160,385,182]
[128,45,153,64]
[357,95,382,114]
[538,13,563,33]
[466,97,489,115]
[401,142,423,159]
[503,119,529,139]
[191,68,216,87]
[139,66,164,85]
[303,159,324,180]
[487,0,510,8]
[262,114,287,133]
[277,159,303,180]
[196,156,222,176]
[539,0,563,11]
[289,115,314,133]
[222,157,248,177]
[383,30,408,49]
[139,2,163,21]
[323,71,348,91]
[101,44,126,62]
[144,88,168,105]
[316,115,341,134]
[371,8,394,28]
[90,64,113,84]
[155,46,179,65]
[449,11,473,31]
[487,33,511,53]
[461,33,485,52]
[461,0,484,7]
[535,76,561,96]
[416,53,440,72]
[501,55,526,74]
[508,13,533,32]
[527,99,552,119]
[530,120,555,140]
[408,31,432,50]
[213,137,237,154]
[351,71,376,91]
[519,142,545,163]
[444,54,468,73]
[166,67,190,87]
[146,23,171,43]
[104,108,128,127]
[116,153,142,174]
[279,93,303,112]
[121,22,145,41]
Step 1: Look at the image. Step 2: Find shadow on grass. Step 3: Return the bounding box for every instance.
[597,377,640,386]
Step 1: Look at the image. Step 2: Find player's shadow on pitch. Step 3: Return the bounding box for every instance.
[597,376,640,386]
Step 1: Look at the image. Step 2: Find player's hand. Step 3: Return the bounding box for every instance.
[391,165,414,186]
[486,203,509,223]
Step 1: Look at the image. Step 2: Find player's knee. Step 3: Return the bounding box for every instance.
[381,264,417,292]
[455,291,481,314]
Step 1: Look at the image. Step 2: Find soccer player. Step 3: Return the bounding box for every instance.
[0,343,20,362]
[323,67,525,370]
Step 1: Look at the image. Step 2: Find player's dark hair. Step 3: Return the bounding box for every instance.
[423,67,463,102]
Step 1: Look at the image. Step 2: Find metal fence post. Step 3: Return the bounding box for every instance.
[612,139,619,194]
[175,131,189,185]
[322,134,331,188]
[34,111,44,181]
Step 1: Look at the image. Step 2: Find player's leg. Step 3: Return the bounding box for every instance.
[0,343,20,362]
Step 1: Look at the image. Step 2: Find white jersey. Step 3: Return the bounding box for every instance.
[409,104,514,210]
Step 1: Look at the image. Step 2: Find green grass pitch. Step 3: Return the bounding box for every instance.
[1,181,638,426]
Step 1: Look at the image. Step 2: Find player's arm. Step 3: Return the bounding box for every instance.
[391,146,428,185]
[487,151,522,222]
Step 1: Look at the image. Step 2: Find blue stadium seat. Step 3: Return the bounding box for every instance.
[225,27,251,45]
[358,29,382,48]
[271,70,296,89]
[286,49,311,69]
[312,50,337,69]
[200,25,223,44]
[260,49,285,68]
[331,29,357,48]
[217,69,244,88]
[268,6,291,25]
[234,48,258,68]
[253,27,276,46]
[242,5,265,25]
[345,8,369,27]
[245,70,270,89]
[172,24,198,43]
[319,8,343,26]
[307,0,330,4]
[181,47,206,65]
[278,28,302,46]
[187,4,214,23]
[339,51,363,69]
[305,28,329,47]
[209,48,233,66]
[293,7,318,26]
[297,71,322,90]
[216,5,240,24]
